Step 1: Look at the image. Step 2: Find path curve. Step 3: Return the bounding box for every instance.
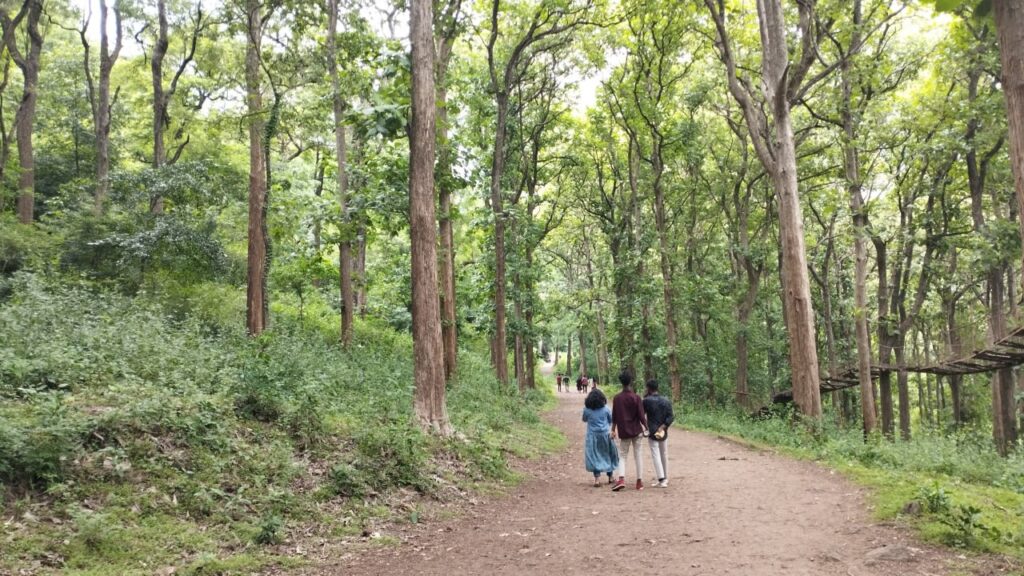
[332,390,1009,576]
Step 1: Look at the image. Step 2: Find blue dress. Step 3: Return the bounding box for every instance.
[582,406,620,474]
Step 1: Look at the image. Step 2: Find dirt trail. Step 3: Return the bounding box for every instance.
[332,382,1012,576]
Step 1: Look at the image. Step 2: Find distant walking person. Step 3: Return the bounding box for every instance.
[582,388,619,486]
[611,370,647,491]
[643,379,674,488]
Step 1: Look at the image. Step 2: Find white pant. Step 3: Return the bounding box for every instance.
[648,438,668,481]
[616,436,643,479]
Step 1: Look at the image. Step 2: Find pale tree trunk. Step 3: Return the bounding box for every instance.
[356,226,368,316]
[514,297,526,390]
[244,0,268,335]
[566,335,572,379]
[994,0,1023,453]
[966,58,1018,453]
[706,0,822,418]
[93,0,123,216]
[435,4,460,381]
[768,114,821,418]
[578,331,588,377]
[652,149,681,401]
[328,0,354,347]
[0,59,14,213]
[584,249,610,385]
[150,0,201,213]
[152,0,169,211]
[409,0,450,433]
[489,92,509,384]
[735,278,758,408]
[993,1,1024,300]
[2,0,43,224]
[844,14,879,432]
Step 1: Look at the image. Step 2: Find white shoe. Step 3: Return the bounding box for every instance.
[657,480,668,488]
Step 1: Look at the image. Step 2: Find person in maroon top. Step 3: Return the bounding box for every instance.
[610,370,648,491]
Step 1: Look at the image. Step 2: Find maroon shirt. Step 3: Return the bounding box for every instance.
[612,389,648,439]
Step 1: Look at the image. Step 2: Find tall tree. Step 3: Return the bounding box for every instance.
[244,0,270,335]
[485,0,594,385]
[435,0,464,380]
[1,0,43,224]
[328,0,354,347]
[90,0,123,215]
[705,0,829,417]
[150,0,205,213]
[409,0,450,432]
[991,1,1024,300]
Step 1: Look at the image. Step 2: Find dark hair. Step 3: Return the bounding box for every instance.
[646,379,659,392]
[618,370,633,387]
[585,388,607,410]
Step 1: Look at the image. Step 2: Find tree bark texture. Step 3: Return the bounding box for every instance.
[435,20,459,381]
[2,0,43,224]
[328,0,354,347]
[705,0,822,418]
[993,0,1024,298]
[244,0,268,335]
[409,0,450,433]
[92,0,122,216]
[150,0,201,213]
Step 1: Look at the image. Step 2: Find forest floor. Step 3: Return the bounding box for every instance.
[311,372,1019,576]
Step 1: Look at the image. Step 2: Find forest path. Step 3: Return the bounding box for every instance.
[330,388,1006,576]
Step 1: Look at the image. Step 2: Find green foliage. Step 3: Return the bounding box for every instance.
[918,482,951,513]
[254,514,284,546]
[0,274,558,574]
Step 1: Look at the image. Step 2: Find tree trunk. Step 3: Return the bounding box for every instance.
[513,298,526,390]
[151,0,168,212]
[4,0,43,224]
[566,335,572,379]
[93,0,122,216]
[328,0,354,347]
[487,91,509,384]
[735,269,759,408]
[409,0,449,433]
[895,341,911,441]
[993,0,1024,296]
[525,308,536,389]
[652,152,682,401]
[436,32,458,381]
[991,269,1018,454]
[852,216,877,435]
[578,331,588,376]
[244,0,268,335]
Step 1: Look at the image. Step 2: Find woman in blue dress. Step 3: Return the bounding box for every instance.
[582,388,619,486]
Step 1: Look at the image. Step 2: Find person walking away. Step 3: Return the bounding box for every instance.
[556,374,563,393]
[643,379,674,488]
[611,370,647,491]
[582,388,619,486]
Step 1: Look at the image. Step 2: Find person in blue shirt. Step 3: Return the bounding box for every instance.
[582,388,619,487]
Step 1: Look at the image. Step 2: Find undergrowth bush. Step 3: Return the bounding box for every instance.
[684,407,1024,492]
[0,272,556,574]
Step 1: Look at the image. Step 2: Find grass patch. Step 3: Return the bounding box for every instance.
[683,407,1024,558]
[0,273,560,574]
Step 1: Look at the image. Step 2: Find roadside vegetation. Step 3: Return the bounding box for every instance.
[0,265,559,575]
[684,408,1024,558]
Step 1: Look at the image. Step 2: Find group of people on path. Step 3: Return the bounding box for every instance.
[580,371,674,491]
[556,373,597,393]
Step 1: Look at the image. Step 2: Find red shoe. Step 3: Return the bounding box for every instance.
[636,479,644,491]
[611,478,626,491]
